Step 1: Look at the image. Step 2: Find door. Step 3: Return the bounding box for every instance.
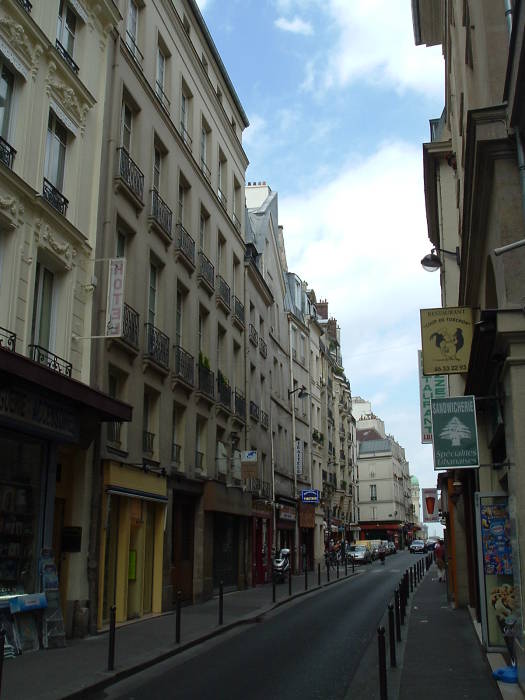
[213,513,239,589]
[172,497,194,601]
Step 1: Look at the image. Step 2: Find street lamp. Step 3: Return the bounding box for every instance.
[288,385,308,399]
[421,246,461,271]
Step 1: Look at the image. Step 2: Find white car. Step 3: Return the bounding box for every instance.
[409,539,426,553]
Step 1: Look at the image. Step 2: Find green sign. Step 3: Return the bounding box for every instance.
[431,395,479,470]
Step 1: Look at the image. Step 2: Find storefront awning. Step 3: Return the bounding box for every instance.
[106,486,168,504]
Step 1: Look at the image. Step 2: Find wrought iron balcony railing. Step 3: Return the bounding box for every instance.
[217,372,231,410]
[155,81,170,114]
[173,345,194,386]
[0,326,16,352]
[172,443,181,465]
[234,389,245,419]
[28,345,72,377]
[143,430,154,454]
[261,409,269,429]
[249,401,259,422]
[125,31,144,68]
[217,186,227,210]
[0,136,16,169]
[121,303,139,349]
[175,222,195,266]
[17,0,32,12]
[180,122,192,151]
[232,211,241,232]
[144,323,169,370]
[197,363,214,399]
[216,274,230,310]
[249,323,258,347]
[55,39,79,74]
[259,337,267,358]
[150,189,172,238]
[43,178,68,216]
[117,147,144,202]
[200,157,211,182]
[198,251,214,290]
[233,296,244,326]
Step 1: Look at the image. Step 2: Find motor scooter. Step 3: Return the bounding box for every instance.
[272,548,290,583]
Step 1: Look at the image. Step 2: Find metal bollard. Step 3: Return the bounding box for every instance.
[400,581,406,625]
[272,577,276,603]
[318,562,321,586]
[107,604,116,671]
[345,557,348,577]
[327,561,330,583]
[289,569,293,597]
[337,560,339,579]
[0,629,5,695]
[175,590,182,644]
[305,565,308,591]
[377,626,388,700]
[388,604,396,668]
[410,567,413,592]
[352,557,355,574]
[394,589,401,642]
[219,580,224,625]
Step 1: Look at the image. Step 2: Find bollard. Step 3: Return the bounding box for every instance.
[345,557,348,577]
[400,581,406,625]
[289,568,293,597]
[327,561,330,583]
[394,589,401,642]
[305,565,308,591]
[219,580,224,625]
[377,626,388,700]
[337,560,339,579]
[318,562,321,586]
[0,629,5,696]
[410,567,413,593]
[175,590,182,644]
[352,556,355,574]
[388,604,396,668]
[272,578,276,603]
[107,604,116,671]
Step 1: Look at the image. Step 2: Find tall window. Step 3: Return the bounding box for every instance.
[0,65,14,142]
[370,484,377,502]
[156,47,165,97]
[153,147,161,191]
[175,284,183,346]
[121,102,132,152]
[178,184,184,225]
[126,0,138,53]
[45,112,67,191]
[148,263,157,326]
[116,230,126,258]
[31,263,55,349]
[56,1,76,57]
[199,210,207,250]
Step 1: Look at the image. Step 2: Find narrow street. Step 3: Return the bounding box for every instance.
[93,552,418,700]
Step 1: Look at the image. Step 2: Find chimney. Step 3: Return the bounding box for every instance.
[317,300,328,319]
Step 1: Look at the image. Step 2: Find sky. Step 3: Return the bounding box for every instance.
[197,0,445,532]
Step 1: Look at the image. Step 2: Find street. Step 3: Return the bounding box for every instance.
[92,551,419,700]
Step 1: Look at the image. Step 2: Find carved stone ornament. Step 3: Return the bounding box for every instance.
[46,62,90,133]
[0,195,19,229]
[0,14,42,79]
[34,220,77,270]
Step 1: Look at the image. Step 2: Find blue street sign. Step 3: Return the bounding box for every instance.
[301,489,320,504]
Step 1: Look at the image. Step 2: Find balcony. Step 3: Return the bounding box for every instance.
[124,31,144,69]
[143,430,155,454]
[217,372,232,411]
[28,345,72,377]
[117,303,140,352]
[175,223,195,271]
[173,345,194,387]
[217,187,227,211]
[233,296,244,330]
[0,326,16,352]
[249,400,259,422]
[43,178,68,217]
[261,409,269,430]
[180,122,192,152]
[197,363,214,402]
[144,323,169,371]
[249,323,258,347]
[55,39,79,75]
[172,443,181,466]
[0,136,16,169]
[149,189,172,241]
[259,337,267,358]
[116,148,144,208]
[155,81,170,115]
[234,389,246,422]
[232,211,241,232]
[17,0,32,11]
[216,274,230,313]
[107,422,122,447]
[200,158,211,183]
[197,251,214,295]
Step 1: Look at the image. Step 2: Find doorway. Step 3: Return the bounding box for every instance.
[172,497,195,601]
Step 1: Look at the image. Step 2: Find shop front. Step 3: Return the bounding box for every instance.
[252,500,272,585]
[360,522,403,548]
[170,479,203,604]
[298,503,315,570]
[98,461,167,627]
[276,501,296,573]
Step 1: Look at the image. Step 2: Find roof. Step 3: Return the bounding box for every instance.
[359,438,392,455]
[410,475,420,485]
[357,428,383,442]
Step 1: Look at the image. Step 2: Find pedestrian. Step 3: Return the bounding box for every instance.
[435,539,446,581]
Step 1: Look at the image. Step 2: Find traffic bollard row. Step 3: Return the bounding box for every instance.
[377,626,388,700]
[175,590,182,644]
[289,569,292,597]
[318,562,321,587]
[107,604,116,671]
[219,580,224,626]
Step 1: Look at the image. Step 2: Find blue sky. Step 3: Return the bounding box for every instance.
[199,0,446,521]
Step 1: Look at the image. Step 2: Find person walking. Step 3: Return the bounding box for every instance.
[435,539,446,581]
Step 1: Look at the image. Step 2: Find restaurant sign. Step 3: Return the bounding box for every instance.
[431,396,479,470]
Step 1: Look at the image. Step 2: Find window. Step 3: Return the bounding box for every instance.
[153,147,161,191]
[148,262,157,326]
[178,184,185,225]
[56,1,77,58]
[45,112,67,191]
[175,284,183,346]
[370,484,377,502]
[180,83,192,148]
[116,230,126,258]
[0,64,14,142]
[121,102,132,152]
[156,47,165,97]
[31,263,55,350]
[126,0,139,56]
[218,149,227,205]
[200,117,210,179]
[199,207,208,250]
[201,53,208,74]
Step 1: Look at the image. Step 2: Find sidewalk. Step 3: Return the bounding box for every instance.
[2,564,358,700]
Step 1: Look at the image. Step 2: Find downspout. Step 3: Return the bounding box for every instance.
[289,317,297,499]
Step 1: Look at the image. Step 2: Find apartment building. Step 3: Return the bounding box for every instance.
[413,0,525,682]
[0,0,131,641]
[91,0,250,624]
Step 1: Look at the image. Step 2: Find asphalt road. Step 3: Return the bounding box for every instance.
[94,551,420,700]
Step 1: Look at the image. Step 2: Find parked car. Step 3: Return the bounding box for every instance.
[425,539,439,551]
[387,542,397,555]
[347,545,372,564]
[409,539,427,554]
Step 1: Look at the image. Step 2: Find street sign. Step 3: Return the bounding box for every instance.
[301,489,320,504]
[431,395,479,470]
[241,450,257,479]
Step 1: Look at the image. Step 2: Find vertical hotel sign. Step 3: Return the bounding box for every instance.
[295,439,304,476]
[105,258,126,337]
[420,307,474,375]
[418,351,448,443]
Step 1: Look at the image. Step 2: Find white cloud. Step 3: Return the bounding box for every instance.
[242,114,268,149]
[275,16,314,35]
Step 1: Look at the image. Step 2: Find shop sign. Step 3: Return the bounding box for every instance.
[299,503,315,528]
[278,504,296,522]
[241,450,258,479]
[0,387,79,441]
[418,350,448,443]
[422,488,439,522]
[420,306,474,375]
[301,489,320,504]
[295,439,303,476]
[105,258,126,337]
[431,395,479,470]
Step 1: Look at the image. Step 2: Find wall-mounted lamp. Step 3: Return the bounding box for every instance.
[288,385,308,399]
[421,246,461,271]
